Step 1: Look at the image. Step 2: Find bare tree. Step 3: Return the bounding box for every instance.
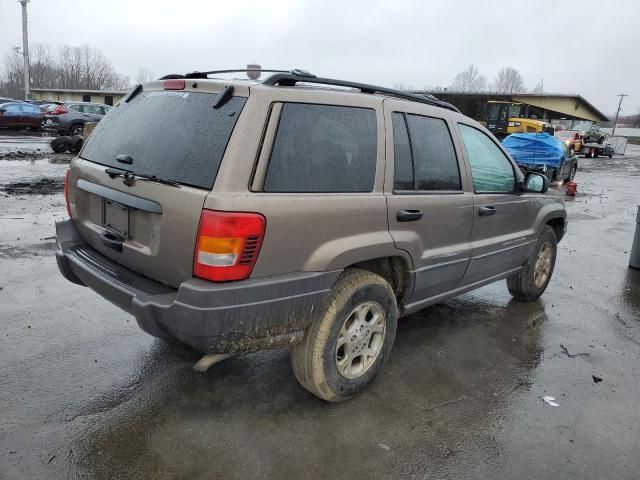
[492,66,525,94]
[450,64,487,92]
[0,43,129,98]
[135,67,156,83]
[531,79,544,94]
[392,82,415,91]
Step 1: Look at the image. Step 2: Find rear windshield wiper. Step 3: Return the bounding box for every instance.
[105,167,180,187]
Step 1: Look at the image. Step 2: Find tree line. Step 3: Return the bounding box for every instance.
[0,43,129,99]
[449,64,541,94]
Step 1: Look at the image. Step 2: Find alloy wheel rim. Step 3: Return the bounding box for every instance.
[336,301,386,379]
[534,242,553,288]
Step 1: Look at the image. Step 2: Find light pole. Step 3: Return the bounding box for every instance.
[611,93,628,137]
[19,0,31,100]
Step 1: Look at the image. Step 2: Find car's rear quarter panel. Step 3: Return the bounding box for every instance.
[206,86,402,277]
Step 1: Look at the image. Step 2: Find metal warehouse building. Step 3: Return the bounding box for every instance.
[31,88,127,106]
[412,91,609,125]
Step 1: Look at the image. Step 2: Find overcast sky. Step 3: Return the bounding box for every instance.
[1,0,638,115]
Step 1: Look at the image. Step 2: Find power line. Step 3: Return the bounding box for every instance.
[611,93,628,136]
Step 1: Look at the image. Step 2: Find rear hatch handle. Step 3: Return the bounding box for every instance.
[100,230,125,252]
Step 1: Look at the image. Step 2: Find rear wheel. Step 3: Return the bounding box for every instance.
[291,269,398,402]
[507,225,557,301]
[69,124,83,137]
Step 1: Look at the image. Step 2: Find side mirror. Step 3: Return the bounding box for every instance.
[523,172,549,193]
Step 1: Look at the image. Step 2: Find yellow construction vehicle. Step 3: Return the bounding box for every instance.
[485,101,554,138]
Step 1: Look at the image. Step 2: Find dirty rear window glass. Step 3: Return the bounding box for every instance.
[81,90,246,189]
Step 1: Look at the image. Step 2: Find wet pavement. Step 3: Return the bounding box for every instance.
[1,143,639,479]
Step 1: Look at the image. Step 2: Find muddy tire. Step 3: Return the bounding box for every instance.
[50,136,69,153]
[68,135,83,154]
[507,225,557,301]
[291,269,398,402]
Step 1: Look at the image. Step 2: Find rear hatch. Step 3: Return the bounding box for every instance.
[68,85,247,287]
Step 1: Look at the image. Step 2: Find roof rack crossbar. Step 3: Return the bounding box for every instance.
[262,72,460,112]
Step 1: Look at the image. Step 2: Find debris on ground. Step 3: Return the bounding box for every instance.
[542,396,560,407]
[592,375,603,383]
[2,178,64,195]
[560,344,591,358]
[378,443,391,451]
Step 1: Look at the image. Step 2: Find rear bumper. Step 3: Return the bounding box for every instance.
[55,219,340,353]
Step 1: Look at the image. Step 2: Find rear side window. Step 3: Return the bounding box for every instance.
[392,112,461,191]
[81,91,246,189]
[83,104,102,115]
[263,103,377,193]
[69,104,82,113]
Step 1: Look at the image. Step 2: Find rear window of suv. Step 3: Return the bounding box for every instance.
[81,90,246,189]
[263,103,377,193]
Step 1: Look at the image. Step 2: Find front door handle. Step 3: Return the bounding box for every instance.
[478,206,496,216]
[397,209,423,222]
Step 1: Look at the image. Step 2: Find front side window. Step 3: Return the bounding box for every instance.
[264,103,377,193]
[458,124,515,193]
[392,112,461,191]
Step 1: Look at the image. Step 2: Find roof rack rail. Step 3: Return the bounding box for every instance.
[183,69,292,79]
[159,68,459,112]
[262,71,460,113]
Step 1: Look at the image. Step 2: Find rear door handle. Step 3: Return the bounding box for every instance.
[478,206,496,216]
[397,209,423,222]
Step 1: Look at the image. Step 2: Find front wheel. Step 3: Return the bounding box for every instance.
[507,226,557,301]
[291,269,398,402]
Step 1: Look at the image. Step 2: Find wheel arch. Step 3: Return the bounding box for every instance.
[344,255,413,311]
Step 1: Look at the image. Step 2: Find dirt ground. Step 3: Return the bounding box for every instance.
[0,138,639,479]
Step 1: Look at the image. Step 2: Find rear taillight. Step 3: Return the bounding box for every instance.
[64,169,71,217]
[193,210,266,282]
[52,105,68,115]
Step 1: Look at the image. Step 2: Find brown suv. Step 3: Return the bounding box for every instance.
[55,69,566,402]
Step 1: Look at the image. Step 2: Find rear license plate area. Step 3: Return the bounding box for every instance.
[102,198,130,238]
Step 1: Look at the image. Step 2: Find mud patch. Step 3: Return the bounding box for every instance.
[2,178,64,195]
[0,241,57,259]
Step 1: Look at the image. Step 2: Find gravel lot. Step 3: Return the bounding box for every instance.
[1,140,639,479]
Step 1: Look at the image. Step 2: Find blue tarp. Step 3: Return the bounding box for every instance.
[502,133,567,169]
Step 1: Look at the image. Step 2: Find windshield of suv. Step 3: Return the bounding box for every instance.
[81,90,247,189]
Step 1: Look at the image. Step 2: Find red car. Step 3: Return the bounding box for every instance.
[0,102,45,130]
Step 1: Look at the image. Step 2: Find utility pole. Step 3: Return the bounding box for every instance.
[611,93,628,136]
[19,0,31,100]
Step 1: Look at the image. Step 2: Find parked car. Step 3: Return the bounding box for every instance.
[503,132,579,182]
[0,102,44,130]
[55,70,567,402]
[28,99,62,106]
[45,101,112,136]
[555,129,581,149]
[0,97,23,105]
